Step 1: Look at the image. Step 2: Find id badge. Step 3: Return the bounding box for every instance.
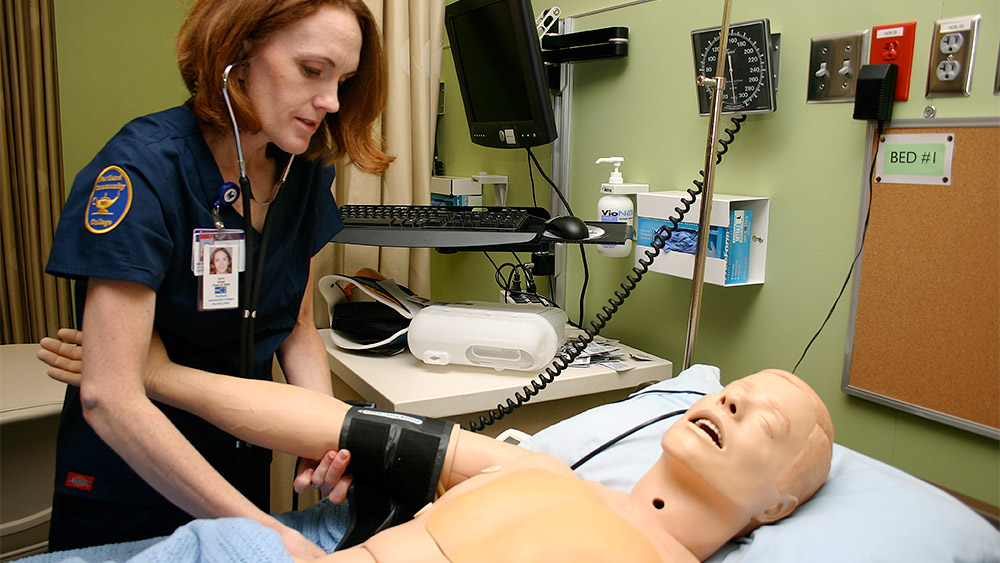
[192,229,245,275]
[192,229,244,310]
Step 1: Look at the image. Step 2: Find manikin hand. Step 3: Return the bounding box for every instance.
[38,328,353,505]
[294,450,353,504]
[38,328,85,386]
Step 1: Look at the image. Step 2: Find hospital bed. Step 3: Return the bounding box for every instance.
[19,365,1000,562]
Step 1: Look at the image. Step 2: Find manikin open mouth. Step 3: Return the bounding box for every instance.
[692,417,723,448]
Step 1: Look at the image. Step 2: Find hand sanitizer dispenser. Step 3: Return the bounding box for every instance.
[595,157,648,258]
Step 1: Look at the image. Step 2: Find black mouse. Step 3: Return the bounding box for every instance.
[543,215,589,240]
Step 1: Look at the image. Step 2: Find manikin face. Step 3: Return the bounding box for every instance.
[633,371,819,521]
[243,4,362,155]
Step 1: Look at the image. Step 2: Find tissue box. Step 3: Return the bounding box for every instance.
[635,191,768,286]
[431,193,484,207]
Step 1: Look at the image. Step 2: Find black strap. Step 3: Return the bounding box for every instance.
[336,407,454,549]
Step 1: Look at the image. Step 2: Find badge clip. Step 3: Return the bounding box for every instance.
[212,182,240,230]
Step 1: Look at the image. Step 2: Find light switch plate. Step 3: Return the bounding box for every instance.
[926,15,980,97]
[808,30,870,103]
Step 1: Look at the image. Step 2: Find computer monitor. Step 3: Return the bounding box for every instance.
[444,0,558,149]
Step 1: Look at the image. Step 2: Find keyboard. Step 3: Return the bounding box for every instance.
[333,205,547,248]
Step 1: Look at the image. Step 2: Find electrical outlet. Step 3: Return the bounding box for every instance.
[870,22,916,101]
[807,30,870,103]
[926,15,980,97]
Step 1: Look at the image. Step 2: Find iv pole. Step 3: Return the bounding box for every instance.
[683,0,733,369]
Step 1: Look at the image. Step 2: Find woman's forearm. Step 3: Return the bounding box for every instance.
[80,279,275,524]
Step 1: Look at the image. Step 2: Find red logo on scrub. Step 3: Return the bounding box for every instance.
[65,472,95,491]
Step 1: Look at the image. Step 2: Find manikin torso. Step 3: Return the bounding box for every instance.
[353,453,698,562]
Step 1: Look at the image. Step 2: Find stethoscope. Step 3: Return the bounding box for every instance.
[221,62,295,381]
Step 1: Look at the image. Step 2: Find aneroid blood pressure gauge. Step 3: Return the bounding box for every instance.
[691,19,778,115]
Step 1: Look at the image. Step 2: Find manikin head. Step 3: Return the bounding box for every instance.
[632,369,834,557]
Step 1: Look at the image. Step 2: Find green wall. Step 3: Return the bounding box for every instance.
[54,0,998,506]
[55,0,191,182]
[434,0,1000,506]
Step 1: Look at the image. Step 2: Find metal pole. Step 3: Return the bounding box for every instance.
[549,17,575,308]
[683,0,733,369]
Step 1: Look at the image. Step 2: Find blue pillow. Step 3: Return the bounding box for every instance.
[521,364,1000,563]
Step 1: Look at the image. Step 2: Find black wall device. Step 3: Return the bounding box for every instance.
[853,63,898,122]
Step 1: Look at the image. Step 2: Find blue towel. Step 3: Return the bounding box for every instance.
[20,500,351,562]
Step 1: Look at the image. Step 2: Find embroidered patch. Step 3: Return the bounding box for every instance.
[85,165,133,234]
[65,471,95,491]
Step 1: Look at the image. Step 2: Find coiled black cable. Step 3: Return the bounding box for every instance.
[467,115,748,432]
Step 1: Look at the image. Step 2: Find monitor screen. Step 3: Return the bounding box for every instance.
[445,0,557,149]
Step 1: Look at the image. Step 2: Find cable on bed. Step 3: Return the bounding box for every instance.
[570,409,690,470]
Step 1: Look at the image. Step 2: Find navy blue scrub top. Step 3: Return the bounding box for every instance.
[46,105,343,504]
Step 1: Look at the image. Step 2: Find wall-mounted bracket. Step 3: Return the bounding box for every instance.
[542,26,629,89]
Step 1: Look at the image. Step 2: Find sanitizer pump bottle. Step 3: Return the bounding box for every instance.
[595,157,648,258]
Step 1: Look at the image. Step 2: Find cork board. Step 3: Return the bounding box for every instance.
[843,118,999,439]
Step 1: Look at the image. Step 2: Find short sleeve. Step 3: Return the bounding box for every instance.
[47,140,175,290]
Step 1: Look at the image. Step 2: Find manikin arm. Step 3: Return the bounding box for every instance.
[39,329,530,490]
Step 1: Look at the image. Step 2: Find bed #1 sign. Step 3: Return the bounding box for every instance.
[875,133,955,185]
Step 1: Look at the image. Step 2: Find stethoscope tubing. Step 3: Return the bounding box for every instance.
[221,62,293,382]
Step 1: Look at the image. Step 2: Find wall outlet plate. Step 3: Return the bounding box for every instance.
[870,22,916,101]
[808,30,870,103]
[926,15,980,97]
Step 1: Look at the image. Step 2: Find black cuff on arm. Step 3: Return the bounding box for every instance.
[337,407,455,549]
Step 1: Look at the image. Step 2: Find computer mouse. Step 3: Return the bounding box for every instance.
[543,215,590,240]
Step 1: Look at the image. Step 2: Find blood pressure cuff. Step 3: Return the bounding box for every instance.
[337,407,455,549]
[331,302,410,346]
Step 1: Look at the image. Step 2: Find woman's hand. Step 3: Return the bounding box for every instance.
[294,449,353,504]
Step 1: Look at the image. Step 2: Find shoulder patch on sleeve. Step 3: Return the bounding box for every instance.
[85,165,133,234]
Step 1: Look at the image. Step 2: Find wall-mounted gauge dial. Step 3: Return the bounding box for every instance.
[691,19,778,115]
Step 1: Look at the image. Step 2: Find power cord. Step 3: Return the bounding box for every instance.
[793,119,884,372]
[525,147,589,327]
[568,387,707,470]
[467,115,748,432]
[485,251,558,307]
[570,409,689,470]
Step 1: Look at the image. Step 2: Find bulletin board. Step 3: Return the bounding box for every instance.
[842,117,999,439]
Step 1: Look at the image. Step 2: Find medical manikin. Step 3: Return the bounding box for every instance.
[40,329,834,562]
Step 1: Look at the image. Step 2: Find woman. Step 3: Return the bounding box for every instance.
[209,247,232,274]
[44,0,392,558]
